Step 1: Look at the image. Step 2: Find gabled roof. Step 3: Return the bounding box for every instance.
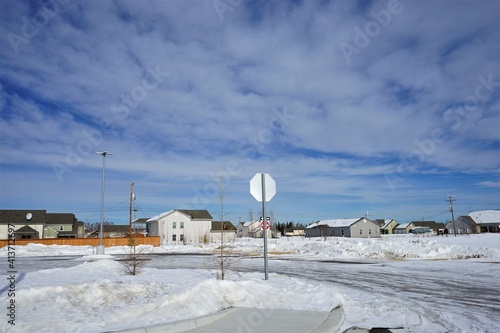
[307,218,364,229]
[395,223,411,229]
[381,219,397,228]
[147,209,213,222]
[133,217,149,224]
[468,210,500,224]
[243,220,259,227]
[14,225,39,234]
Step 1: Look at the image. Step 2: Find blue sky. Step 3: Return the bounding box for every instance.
[0,0,499,226]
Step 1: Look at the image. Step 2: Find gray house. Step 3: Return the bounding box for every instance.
[305,218,381,238]
[446,216,478,234]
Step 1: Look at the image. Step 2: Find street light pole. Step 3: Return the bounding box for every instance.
[97,151,112,255]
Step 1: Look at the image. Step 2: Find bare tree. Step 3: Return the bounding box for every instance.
[248,208,254,222]
[204,174,239,280]
[120,234,151,276]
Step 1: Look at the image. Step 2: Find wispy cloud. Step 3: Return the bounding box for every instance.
[0,0,498,224]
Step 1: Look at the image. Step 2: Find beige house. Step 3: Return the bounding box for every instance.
[236,220,273,238]
[210,221,237,243]
[394,223,414,234]
[378,219,399,234]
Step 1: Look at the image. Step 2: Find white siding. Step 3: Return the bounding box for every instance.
[154,211,212,245]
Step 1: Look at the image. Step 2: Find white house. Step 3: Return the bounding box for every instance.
[305,218,381,238]
[468,210,500,233]
[237,220,273,238]
[147,209,213,245]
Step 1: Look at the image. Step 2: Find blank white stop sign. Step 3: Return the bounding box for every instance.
[250,173,276,202]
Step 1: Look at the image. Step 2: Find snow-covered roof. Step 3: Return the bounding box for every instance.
[243,221,258,227]
[147,210,174,222]
[382,219,395,228]
[307,218,361,229]
[468,210,500,224]
[395,223,410,229]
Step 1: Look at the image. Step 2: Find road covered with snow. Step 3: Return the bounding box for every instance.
[1,234,499,333]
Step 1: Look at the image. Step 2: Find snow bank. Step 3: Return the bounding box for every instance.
[2,234,499,261]
[2,259,341,332]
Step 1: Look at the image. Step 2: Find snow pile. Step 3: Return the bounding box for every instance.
[2,234,499,260]
[3,259,341,332]
[225,234,500,260]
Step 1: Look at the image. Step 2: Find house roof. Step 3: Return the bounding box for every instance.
[395,223,411,229]
[381,219,397,228]
[211,221,236,231]
[88,225,130,236]
[307,218,363,229]
[243,220,259,227]
[411,221,445,230]
[133,217,149,224]
[178,209,213,219]
[45,213,76,225]
[468,210,500,224]
[147,209,213,222]
[14,225,39,234]
[0,210,46,224]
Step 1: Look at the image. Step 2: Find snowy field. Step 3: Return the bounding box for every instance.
[1,233,499,333]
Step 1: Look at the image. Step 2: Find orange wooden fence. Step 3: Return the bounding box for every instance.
[0,236,160,248]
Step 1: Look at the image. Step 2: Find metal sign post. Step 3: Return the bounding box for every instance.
[250,173,276,281]
[261,173,268,280]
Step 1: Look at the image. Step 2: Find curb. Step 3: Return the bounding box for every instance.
[106,307,237,333]
[309,305,345,333]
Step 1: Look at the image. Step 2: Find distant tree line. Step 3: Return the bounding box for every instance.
[275,221,306,236]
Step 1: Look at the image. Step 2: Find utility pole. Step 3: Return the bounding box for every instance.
[447,196,456,236]
[129,182,135,236]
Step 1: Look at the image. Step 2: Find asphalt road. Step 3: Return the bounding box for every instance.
[6,253,500,331]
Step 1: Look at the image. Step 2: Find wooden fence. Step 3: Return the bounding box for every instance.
[0,236,160,248]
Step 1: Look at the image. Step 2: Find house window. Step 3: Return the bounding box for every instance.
[22,235,32,239]
[180,222,184,229]
[173,222,177,229]
[180,234,184,242]
[341,230,344,236]
[360,229,363,235]
[59,226,64,231]
[369,229,372,235]
[172,234,176,242]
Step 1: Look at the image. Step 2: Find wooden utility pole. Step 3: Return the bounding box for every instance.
[447,196,456,236]
[129,182,135,235]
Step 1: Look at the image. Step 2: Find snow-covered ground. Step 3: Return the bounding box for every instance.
[1,233,499,333]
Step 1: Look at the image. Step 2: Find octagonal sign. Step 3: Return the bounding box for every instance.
[250,173,276,202]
